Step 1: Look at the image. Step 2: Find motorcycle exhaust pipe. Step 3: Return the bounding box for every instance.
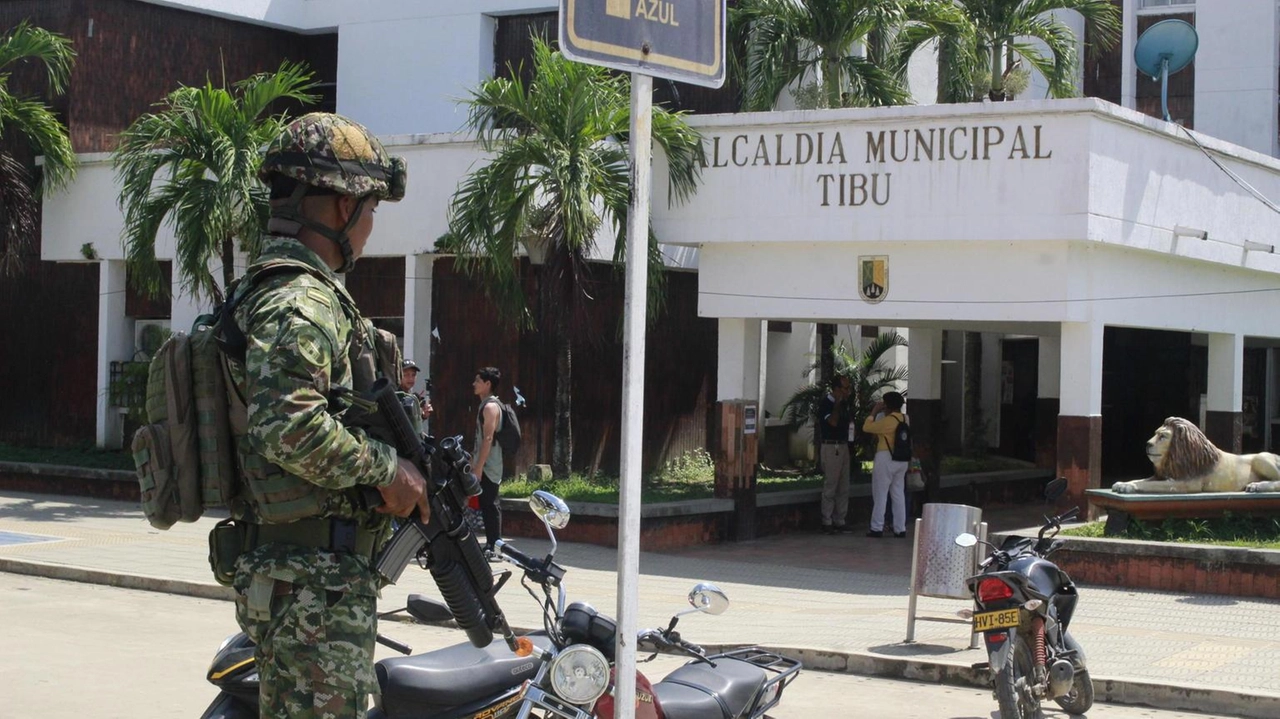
[1048,658,1075,698]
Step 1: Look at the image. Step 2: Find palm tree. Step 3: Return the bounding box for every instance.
[780,332,909,462]
[438,38,704,479]
[0,21,77,275]
[113,62,317,304]
[891,0,1121,103]
[730,0,964,111]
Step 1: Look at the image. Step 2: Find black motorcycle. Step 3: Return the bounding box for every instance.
[955,478,1093,719]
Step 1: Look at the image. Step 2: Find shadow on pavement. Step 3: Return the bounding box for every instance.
[0,494,147,523]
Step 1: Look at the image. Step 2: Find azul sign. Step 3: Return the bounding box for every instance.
[697,123,1054,208]
[560,0,726,88]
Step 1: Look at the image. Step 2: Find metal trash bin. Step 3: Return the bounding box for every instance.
[905,503,985,644]
[913,503,984,598]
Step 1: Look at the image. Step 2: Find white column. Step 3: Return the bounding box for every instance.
[1193,0,1279,155]
[756,321,769,413]
[717,318,762,401]
[96,261,132,449]
[403,254,434,381]
[1038,334,1061,400]
[169,282,205,337]
[1060,322,1104,416]
[907,328,943,401]
[1207,332,1244,413]
[1120,0,1137,110]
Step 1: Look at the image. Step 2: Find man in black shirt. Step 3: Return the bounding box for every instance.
[818,376,854,534]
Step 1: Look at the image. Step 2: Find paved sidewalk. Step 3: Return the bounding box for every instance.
[2,491,1278,718]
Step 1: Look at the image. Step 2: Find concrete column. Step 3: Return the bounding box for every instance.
[169,280,206,338]
[96,261,132,449]
[1206,332,1244,452]
[1120,0,1137,110]
[403,254,434,383]
[717,318,762,401]
[1036,335,1061,470]
[907,328,944,506]
[715,318,762,540]
[1193,0,1279,155]
[1058,322,1104,513]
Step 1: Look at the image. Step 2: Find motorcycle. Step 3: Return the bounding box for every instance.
[467,490,803,719]
[954,477,1093,719]
[203,490,799,719]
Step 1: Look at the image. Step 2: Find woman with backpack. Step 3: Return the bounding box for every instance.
[862,391,911,538]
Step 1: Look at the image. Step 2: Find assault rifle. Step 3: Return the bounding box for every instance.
[335,378,515,650]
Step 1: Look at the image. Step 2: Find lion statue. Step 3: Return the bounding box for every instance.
[1112,417,1280,494]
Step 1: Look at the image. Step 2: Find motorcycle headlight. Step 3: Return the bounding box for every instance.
[549,644,610,705]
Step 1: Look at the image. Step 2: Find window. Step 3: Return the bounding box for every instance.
[1140,0,1194,8]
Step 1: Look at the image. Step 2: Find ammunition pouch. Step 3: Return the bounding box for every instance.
[248,516,380,560]
[208,518,248,587]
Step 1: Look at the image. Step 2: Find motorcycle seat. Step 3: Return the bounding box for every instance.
[376,632,553,717]
[651,657,766,719]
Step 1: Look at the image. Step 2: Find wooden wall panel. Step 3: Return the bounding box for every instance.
[0,2,337,447]
[429,258,716,476]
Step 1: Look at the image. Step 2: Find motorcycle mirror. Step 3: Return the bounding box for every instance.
[406,594,454,624]
[954,533,979,548]
[1044,477,1068,502]
[687,582,730,616]
[529,490,571,529]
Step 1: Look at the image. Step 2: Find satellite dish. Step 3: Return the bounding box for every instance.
[1133,19,1199,123]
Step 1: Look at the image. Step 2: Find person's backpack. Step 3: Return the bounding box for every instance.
[890,416,912,463]
[494,400,522,458]
[130,260,337,530]
[132,316,241,530]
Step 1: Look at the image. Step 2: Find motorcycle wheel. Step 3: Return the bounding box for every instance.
[994,635,1044,719]
[1054,632,1094,715]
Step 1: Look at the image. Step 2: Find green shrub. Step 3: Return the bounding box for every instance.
[1063,514,1280,549]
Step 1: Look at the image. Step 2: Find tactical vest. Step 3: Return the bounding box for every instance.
[223,257,399,524]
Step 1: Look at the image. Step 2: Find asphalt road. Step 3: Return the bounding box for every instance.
[0,574,1236,718]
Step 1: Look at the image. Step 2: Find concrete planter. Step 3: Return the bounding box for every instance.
[992,530,1280,600]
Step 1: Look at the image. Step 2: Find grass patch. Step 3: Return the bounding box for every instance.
[501,449,827,503]
[1063,514,1280,550]
[0,443,135,471]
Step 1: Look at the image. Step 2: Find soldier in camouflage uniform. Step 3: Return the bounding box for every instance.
[229,112,428,719]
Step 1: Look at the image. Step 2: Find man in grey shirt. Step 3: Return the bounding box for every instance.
[472,366,504,556]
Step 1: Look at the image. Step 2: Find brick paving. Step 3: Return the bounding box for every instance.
[1,491,1278,699]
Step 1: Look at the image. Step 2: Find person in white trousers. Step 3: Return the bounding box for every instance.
[862,391,909,538]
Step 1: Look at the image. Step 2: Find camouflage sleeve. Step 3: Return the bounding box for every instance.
[240,285,397,490]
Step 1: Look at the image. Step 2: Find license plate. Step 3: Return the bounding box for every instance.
[973,608,1020,632]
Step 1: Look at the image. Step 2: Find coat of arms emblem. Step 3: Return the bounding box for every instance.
[859,255,888,304]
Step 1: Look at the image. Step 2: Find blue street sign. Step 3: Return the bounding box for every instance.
[559,0,726,88]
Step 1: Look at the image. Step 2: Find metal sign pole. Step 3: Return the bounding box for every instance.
[616,70,653,719]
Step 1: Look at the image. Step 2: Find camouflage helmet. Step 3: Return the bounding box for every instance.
[259,112,406,201]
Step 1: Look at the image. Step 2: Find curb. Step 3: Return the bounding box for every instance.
[5,558,1279,718]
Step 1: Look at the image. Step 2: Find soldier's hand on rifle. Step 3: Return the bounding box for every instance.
[378,458,432,520]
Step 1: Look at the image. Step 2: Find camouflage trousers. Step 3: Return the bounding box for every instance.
[234,544,380,719]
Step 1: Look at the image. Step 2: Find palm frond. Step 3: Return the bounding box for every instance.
[112,62,321,302]
[0,21,75,95]
[0,150,38,276]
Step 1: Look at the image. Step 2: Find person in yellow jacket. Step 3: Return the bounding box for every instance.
[862,391,909,538]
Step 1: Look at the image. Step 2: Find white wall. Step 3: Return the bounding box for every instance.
[764,322,815,419]
[338,15,492,136]
[1192,0,1279,156]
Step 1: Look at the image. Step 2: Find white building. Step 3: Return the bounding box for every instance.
[38,0,1280,508]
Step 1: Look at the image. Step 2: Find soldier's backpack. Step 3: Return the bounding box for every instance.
[890,416,913,463]
[132,316,241,530]
[494,400,522,459]
[130,260,342,530]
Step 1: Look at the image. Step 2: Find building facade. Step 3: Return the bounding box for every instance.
[18,0,1280,511]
